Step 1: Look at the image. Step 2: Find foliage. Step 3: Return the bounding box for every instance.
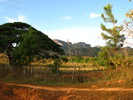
[70,56,91,63]
[0,22,63,66]
[97,47,111,67]
[12,28,41,66]
[0,22,31,65]
[60,57,68,63]
[49,59,62,74]
[101,4,125,52]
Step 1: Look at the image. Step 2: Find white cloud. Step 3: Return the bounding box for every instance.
[46,27,105,47]
[4,16,16,22]
[18,16,26,22]
[61,16,72,20]
[123,32,133,47]
[4,15,27,23]
[89,13,101,18]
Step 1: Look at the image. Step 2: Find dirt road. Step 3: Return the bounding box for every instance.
[1,82,133,100]
[3,82,133,92]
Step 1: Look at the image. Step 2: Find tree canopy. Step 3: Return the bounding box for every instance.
[101,4,125,52]
[0,22,63,66]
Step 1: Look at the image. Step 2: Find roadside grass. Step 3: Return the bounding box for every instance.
[0,56,133,88]
[1,67,133,88]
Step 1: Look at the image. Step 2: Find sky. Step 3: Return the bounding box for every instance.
[0,0,133,47]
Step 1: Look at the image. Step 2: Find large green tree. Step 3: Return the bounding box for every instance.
[0,22,63,66]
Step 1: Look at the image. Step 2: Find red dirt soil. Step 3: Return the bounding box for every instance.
[1,82,133,100]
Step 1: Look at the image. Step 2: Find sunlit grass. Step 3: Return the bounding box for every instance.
[0,55,106,72]
[0,54,9,64]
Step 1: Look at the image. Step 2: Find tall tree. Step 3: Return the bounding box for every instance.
[0,22,63,66]
[100,4,125,69]
[101,4,125,53]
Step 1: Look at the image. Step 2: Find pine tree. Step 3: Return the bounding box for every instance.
[100,4,125,69]
[101,4,125,53]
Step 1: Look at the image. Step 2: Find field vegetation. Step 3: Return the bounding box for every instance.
[0,52,133,88]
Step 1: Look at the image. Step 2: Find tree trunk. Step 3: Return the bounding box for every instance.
[7,54,13,65]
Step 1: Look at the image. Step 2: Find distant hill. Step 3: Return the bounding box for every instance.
[53,39,133,57]
[119,46,133,56]
[53,39,100,57]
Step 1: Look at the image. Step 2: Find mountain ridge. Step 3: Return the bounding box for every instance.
[53,39,100,57]
[53,39,93,48]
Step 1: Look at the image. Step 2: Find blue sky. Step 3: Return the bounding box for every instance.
[0,0,133,47]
